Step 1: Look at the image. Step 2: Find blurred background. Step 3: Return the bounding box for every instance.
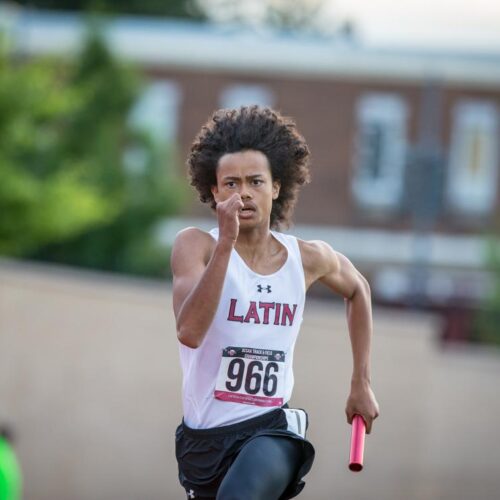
[1,1,500,499]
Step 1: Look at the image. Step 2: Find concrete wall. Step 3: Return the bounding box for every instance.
[1,260,499,500]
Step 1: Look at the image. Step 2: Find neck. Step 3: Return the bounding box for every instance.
[235,226,275,260]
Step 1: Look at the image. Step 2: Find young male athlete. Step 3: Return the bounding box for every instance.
[172,106,379,499]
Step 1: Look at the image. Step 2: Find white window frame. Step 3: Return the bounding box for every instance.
[124,79,181,175]
[352,93,409,210]
[128,79,182,144]
[446,100,499,215]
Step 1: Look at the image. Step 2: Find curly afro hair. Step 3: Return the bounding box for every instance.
[188,106,311,229]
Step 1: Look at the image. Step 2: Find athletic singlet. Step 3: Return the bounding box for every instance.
[178,228,306,429]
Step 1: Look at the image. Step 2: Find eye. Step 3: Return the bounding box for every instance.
[226,181,236,188]
[252,179,263,185]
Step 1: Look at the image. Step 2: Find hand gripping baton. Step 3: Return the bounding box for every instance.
[348,415,366,472]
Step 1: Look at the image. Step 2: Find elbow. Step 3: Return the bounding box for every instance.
[359,275,372,303]
[348,274,371,301]
[360,274,371,296]
[177,327,202,349]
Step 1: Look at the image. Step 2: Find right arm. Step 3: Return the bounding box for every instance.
[171,193,243,348]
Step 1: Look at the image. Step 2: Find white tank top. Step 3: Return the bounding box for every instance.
[178,228,306,429]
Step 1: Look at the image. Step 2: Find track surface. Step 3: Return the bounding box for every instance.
[1,260,499,500]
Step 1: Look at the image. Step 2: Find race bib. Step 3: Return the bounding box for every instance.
[214,346,286,407]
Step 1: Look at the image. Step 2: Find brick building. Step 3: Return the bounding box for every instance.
[4,7,500,307]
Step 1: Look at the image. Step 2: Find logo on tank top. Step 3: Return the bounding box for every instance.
[227,298,297,326]
[257,284,272,293]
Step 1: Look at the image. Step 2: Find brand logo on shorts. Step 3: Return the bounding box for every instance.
[187,488,196,499]
[257,284,272,293]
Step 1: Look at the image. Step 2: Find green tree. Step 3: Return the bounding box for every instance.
[0,38,117,256]
[16,0,206,20]
[195,0,347,35]
[473,239,500,346]
[0,26,186,277]
[16,0,354,36]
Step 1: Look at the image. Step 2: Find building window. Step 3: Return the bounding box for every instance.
[125,79,181,175]
[128,79,181,144]
[352,94,408,210]
[446,100,498,215]
[219,84,274,109]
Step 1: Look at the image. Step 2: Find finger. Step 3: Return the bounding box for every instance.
[345,409,353,425]
[229,194,243,211]
[229,193,243,204]
[364,417,372,434]
[217,195,242,214]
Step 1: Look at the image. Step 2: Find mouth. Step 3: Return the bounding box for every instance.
[239,205,256,218]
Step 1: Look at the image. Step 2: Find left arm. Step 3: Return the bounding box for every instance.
[300,240,380,434]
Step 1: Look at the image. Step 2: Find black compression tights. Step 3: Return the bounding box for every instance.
[216,436,303,500]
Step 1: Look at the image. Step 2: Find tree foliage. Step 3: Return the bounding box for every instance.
[16,0,206,20]
[16,0,344,35]
[0,39,116,255]
[473,240,500,346]
[0,26,185,277]
[194,0,339,34]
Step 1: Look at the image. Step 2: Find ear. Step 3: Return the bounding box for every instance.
[211,185,220,203]
[272,180,280,200]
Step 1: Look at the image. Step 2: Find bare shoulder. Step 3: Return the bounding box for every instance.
[297,238,339,288]
[171,227,216,269]
[298,238,338,269]
[173,226,214,246]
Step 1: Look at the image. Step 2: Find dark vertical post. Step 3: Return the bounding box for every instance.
[405,79,445,306]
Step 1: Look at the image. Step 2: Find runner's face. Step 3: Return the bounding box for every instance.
[212,150,280,227]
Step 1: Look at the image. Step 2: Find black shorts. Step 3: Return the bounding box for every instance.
[175,407,315,499]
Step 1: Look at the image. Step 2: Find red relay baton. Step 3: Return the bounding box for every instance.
[348,415,366,472]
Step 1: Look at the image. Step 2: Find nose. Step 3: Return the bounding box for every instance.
[239,183,252,199]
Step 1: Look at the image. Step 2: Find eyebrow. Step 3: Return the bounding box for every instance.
[222,174,265,181]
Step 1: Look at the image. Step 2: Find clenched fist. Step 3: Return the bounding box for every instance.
[216,193,244,244]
